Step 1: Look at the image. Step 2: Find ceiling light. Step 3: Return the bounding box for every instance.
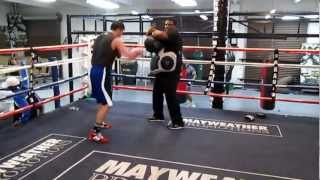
[35,0,56,2]
[194,10,200,13]
[270,9,276,14]
[281,16,300,20]
[86,0,119,9]
[199,15,208,21]
[131,10,139,15]
[294,0,302,3]
[171,0,197,7]
[303,15,319,19]
[142,15,153,21]
[265,14,271,19]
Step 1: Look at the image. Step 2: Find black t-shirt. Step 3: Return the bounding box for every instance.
[157,28,183,78]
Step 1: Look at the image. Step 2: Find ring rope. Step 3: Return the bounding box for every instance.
[125,44,320,54]
[0,41,318,120]
[0,73,88,101]
[0,43,88,55]
[113,85,319,104]
[0,75,318,121]
[0,65,32,75]
[0,43,318,55]
[0,85,87,120]
[112,73,319,89]
[119,57,320,69]
[213,61,320,69]
[0,57,88,75]
[33,57,87,68]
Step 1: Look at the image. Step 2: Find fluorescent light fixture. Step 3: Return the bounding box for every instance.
[303,15,319,19]
[294,0,302,3]
[194,10,200,13]
[281,16,300,20]
[131,10,139,15]
[171,0,197,7]
[199,15,208,21]
[35,0,56,2]
[86,0,119,9]
[142,15,153,21]
[270,9,276,14]
[265,14,271,19]
[141,15,150,19]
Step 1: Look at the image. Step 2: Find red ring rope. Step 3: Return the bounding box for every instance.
[113,85,319,104]
[0,43,318,55]
[1,83,317,121]
[113,85,204,95]
[0,86,87,120]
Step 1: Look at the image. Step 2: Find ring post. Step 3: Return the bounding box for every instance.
[49,57,61,108]
[67,14,74,103]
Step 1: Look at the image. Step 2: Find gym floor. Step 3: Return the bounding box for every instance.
[0,99,318,180]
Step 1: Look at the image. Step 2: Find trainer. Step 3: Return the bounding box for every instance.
[89,21,143,143]
[146,18,184,130]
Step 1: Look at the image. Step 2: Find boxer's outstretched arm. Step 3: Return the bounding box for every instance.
[151,30,168,40]
[113,37,143,60]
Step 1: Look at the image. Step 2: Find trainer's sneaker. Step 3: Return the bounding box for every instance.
[147,116,164,122]
[88,130,109,144]
[167,124,184,130]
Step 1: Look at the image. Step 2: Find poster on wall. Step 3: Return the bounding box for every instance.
[300,43,320,85]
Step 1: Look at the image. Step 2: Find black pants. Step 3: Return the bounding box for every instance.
[153,75,183,125]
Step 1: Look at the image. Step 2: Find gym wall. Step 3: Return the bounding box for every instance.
[25,19,61,59]
[245,21,308,85]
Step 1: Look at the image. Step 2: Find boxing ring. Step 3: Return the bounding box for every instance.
[0,42,319,180]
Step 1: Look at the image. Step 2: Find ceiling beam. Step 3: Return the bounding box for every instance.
[58,0,88,7]
[230,11,319,16]
[3,0,52,8]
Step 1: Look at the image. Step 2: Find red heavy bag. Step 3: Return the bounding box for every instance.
[176,66,188,104]
[260,61,275,110]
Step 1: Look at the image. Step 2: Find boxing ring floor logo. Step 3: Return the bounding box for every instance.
[54,151,301,180]
[182,117,283,138]
[0,134,86,180]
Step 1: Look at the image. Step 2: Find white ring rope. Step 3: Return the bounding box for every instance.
[33,57,88,68]
[0,56,88,75]
[214,61,320,69]
[0,65,32,75]
[119,57,320,69]
[1,54,318,77]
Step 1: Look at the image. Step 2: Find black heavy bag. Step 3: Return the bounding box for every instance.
[27,92,43,118]
[176,94,187,104]
[260,65,275,110]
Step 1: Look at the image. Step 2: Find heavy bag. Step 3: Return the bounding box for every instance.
[176,94,187,104]
[176,66,188,104]
[27,92,43,118]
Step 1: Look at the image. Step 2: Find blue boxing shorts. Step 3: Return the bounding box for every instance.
[90,65,113,106]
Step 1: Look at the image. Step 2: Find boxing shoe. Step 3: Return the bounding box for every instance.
[88,130,109,144]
